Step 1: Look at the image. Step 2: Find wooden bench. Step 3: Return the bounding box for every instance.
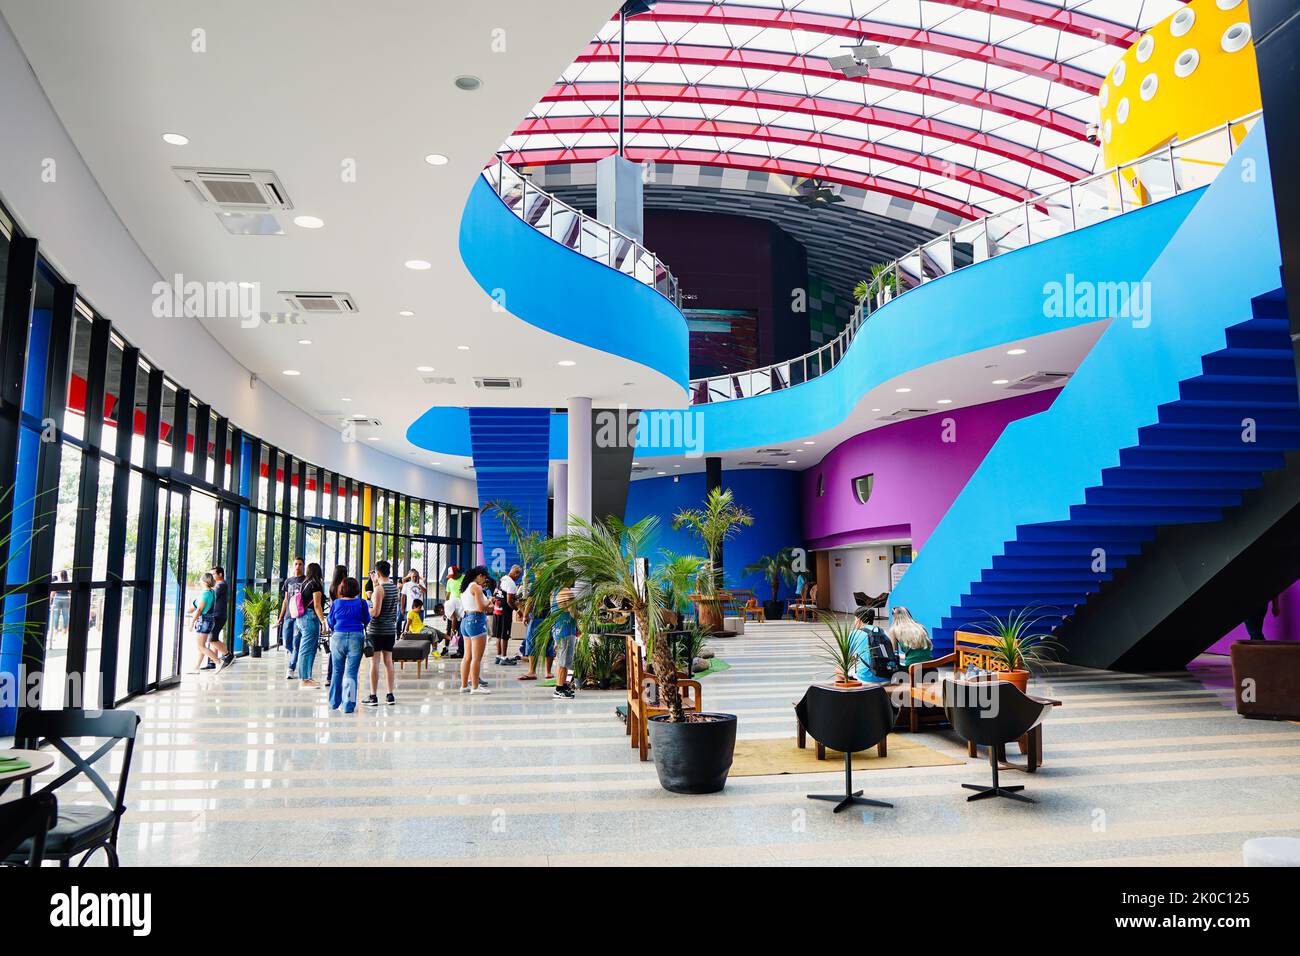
[625,635,703,761]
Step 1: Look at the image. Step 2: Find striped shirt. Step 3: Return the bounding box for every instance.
[368,581,399,636]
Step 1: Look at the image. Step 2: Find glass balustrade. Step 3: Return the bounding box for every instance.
[481,159,681,307]
[684,111,1260,406]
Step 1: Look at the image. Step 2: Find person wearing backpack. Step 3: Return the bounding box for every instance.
[276,556,307,679]
[296,563,329,687]
[849,606,898,683]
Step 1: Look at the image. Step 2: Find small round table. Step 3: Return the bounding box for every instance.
[0,749,55,796]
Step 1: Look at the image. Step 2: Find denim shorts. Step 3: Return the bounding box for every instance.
[554,634,577,669]
[461,611,486,637]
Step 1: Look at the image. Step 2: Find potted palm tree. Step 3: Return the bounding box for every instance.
[658,551,706,629]
[672,488,753,633]
[817,611,862,687]
[744,547,796,621]
[853,262,899,308]
[241,589,277,658]
[530,516,737,794]
[970,608,1061,691]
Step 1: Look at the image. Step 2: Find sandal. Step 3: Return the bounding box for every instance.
[517,673,537,681]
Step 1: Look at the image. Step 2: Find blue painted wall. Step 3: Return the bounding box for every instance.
[891,124,1283,633]
[460,176,690,394]
[624,470,805,601]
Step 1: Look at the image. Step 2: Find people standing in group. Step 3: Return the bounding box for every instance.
[364,560,399,707]
[199,566,230,671]
[326,576,369,714]
[493,565,522,665]
[296,563,329,687]
[189,571,233,672]
[51,570,71,638]
[443,565,462,651]
[326,564,347,686]
[518,589,554,682]
[551,587,578,700]
[400,569,425,634]
[458,566,491,694]
[277,557,307,679]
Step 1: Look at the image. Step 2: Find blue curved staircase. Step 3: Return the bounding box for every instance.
[935,295,1300,648]
[890,122,1300,663]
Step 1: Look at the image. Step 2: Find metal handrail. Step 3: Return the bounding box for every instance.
[686,110,1263,407]
[482,158,681,308]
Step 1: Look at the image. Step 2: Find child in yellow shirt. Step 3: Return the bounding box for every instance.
[405,598,425,635]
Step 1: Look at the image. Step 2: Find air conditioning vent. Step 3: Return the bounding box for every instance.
[422,376,456,385]
[474,377,522,390]
[755,448,790,456]
[340,416,382,429]
[759,463,781,468]
[737,460,764,466]
[631,466,651,474]
[278,291,358,314]
[1006,371,1070,390]
[876,408,932,421]
[174,167,293,211]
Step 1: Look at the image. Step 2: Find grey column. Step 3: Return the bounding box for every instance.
[567,397,592,527]
[552,462,569,538]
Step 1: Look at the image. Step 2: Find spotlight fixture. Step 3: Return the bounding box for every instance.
[298,339,312,345]
[367,436,380,442]
[802,440,815,445]
[828,42,892,78]
[1007,348,1027,355]
[937,399,953,405]
[282,369,300,376]
[294,215,324,229]
[457,345,470,351]
[161,132,189,146]
[557,360,576,367]
[404,259,432,270]
[992,379,1010,385]
[424,153,449,166]
[398,310,415,317]
[895,387,912,393]
[341,397,352,402]
[416,365,434,372]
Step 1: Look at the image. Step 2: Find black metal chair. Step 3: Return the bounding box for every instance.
[0,793,58,867]
[946,679,1050,803]
[5,709,140,867]
[795,684,896,814]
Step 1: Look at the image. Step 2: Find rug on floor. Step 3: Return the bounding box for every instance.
[728,735,963,776]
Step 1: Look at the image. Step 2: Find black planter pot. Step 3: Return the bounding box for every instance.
[250,644,262,659]
[762,599,786,620]
[597,677,612,690]
[648,713,738,794]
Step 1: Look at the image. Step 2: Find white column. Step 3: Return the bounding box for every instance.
[567,397,592,527]
[552,462,568,537]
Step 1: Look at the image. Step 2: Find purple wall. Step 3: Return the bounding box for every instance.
[802,390,1060,552]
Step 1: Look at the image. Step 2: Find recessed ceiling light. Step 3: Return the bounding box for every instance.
[457,345,470,351]
[416,365,434,372]
[367,436,380,442]
[895,387,912,393]
[657,471,666,475]
[786,460,797,464]
[161,132,189,146]
[557,360,576,367]
[238,281,255,289]
[298,339,312,345]
[1006,348,1027,355]
[802,440,815,445]
[673,464,681,468]
[425,153,450,166]
[937,399,953,405]
[341,397,352,403]
[293,215,325,229]
[992,379,1010,385]
[404,259,432,270]
[431,461,441,466]
[871,408,881,412]
[282,369,300,376]
[454,75,482,91]
[398,310,415,317]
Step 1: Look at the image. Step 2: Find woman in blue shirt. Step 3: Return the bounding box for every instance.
[326,577,370,713]
[849,606,897,683]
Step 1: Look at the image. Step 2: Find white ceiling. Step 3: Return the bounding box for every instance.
[0,0,685,480]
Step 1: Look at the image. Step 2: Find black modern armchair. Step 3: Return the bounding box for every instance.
[795,683,896,814]
[5,709,140,867]
[946,679,1050,803]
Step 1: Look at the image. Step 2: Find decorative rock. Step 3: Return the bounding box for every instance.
[692,657,709,673]
[699,647,716,659]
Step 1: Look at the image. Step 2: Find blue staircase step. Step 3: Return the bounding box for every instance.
[1225,318,1292,349]
[1017,522,1153,542]
[981,567,1112,584]
[1137,422,1300,449]
[1085,485,1244,507]
[1180,374,1299,403]
[1157,399,1300,426]
[1100,465,1264,491]
[1201,347,1297,378]
[1067,502,1224,524]
[1000,539,1142,558]
[1119,445,1284,470]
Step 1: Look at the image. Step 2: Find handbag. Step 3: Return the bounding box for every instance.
[362,634,375,658]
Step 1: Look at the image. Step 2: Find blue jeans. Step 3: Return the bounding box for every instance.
[329,631,364,712]
[297,615,321,679]
[284,616,300,670]
[461,611,486,637]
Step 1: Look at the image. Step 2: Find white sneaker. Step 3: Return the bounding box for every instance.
[470,686,492,695]
[459,685,472,694]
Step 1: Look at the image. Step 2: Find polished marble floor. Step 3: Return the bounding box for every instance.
[9,622,1300,866]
